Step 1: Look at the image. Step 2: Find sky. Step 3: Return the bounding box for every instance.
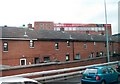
[0,0,119,35]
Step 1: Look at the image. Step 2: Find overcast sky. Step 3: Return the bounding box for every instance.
[0,0,119,35]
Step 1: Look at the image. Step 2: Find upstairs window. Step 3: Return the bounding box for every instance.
[3,42,8,51]
[94,42,96,46]
[30,40,34,48]
[84,43,87,49]
[67,41,70,47]
[55,42,59,50]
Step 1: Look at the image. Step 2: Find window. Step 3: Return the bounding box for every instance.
[101,27,105,31]
[69,27,72,31]
[34,57,40,64]
[84,68,98,74]
[94,27,98,32]
[108,68,115,74]
[91,27,95,31]
[100,51,104,56]
[102,68,107,74]
[30,40,34,48]
[66,54,70,61]
[55,42,59,49]
[94,42,96,46]
[64,27,69,31]
[67,41,70,47]
[3,42,8,51]
[20,58,26,65]
[73,27,76,31]
[84,43,87,49]
[89,52,94,58]
[60,27,64,31]
[56,27,60,31]
[40,24,43,28]
[75,54,80,60]
[44,57,50,62]
[86,31,89,34]
[96,52,99,57]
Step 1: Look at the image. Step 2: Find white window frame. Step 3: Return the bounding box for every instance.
[3,42,8,52]
[20,58,27,65]
[30,40,34,48]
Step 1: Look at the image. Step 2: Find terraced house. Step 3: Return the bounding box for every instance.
[0,26,119,66]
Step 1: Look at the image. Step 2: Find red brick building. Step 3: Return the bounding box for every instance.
[34,21,54,30]
[0,26,119,66]
[34,21,112,35]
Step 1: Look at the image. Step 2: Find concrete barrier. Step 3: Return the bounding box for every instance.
[2,61,119,83]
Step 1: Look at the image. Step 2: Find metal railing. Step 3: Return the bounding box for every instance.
[2,61,119,83]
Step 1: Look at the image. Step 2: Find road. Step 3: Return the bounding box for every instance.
[42,75,120,84]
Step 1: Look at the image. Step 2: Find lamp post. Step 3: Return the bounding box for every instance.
[104,0,110,62]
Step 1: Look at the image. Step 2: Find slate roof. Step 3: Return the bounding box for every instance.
[0,26,119,42]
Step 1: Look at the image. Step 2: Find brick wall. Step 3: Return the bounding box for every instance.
[2,40,119,66]
[1,56,119,76]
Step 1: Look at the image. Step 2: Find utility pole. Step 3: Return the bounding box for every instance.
[104,0,110,62]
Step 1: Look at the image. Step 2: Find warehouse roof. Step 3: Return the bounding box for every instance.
[0,27,119,42]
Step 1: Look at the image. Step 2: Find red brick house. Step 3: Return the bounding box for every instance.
[0,26,119,66]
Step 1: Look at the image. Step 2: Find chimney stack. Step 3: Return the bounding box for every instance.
[28,23,33,29]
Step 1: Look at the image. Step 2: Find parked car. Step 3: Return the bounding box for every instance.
[0,76,41,84]
[116,62,120,73]
[81,66,120,84]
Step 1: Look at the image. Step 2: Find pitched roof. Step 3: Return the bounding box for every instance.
[0,26,119,42]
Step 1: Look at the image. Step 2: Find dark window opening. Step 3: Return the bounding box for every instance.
[20,59,26,65]
[66,54,70,61]
[34,57,40,64]
[96,52,99,57]
[44,57,50,62]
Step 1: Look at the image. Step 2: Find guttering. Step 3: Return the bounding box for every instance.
[0,38,37,41]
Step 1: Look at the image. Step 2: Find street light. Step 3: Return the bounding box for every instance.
[104,0,110,62]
